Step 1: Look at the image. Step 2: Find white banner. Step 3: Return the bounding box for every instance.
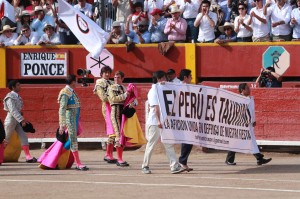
[58,0,109,58]
[0,0,15,23]
[21,52,68,77]
[156,83,260,154]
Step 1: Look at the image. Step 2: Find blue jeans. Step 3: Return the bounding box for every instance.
[185,18,199,42]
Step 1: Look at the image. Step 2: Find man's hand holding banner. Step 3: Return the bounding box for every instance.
[156,83,260,154]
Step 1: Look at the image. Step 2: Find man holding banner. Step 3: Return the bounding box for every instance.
[141,71,185,174]
[225,83,272,166]
[177,69,194,172]
[156,71,264,165]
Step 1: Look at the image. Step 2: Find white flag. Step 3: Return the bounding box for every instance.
[0,0,16,23]
[57,0,109,58]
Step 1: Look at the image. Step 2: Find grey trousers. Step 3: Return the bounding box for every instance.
[4,113,29,146]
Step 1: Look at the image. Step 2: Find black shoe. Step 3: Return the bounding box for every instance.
[225,161,236,165]
[103,156,117,164]
[116,161,129,167]
[26,157,37,163]
[75,166,89,171]
[257,158,272,165]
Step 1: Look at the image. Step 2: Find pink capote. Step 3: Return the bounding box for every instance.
[120,83,138,146]
[105,102,115,135]
[38,121,83,169]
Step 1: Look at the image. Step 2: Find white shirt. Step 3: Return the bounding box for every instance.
[144,0,164,20]
[39,32,61,44]
[234,14,252,38]
[265,3,292,36]
[0,33,18,46]
[170,77,181,83]
[250,7,270,38]
[146,84,160,126]
[14,32,40,45]
[196,11,218,42]
[74,3,93,18]
[291,8,300,39]
[179,0,200,19]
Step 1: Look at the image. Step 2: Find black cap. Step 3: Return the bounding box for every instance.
[167,69,175,74]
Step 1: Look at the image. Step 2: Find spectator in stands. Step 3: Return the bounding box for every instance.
[108,21,127,44]
[125,16,151,44]
[164,5,188,43]
[194,0,218,43]
[166,69,181,83]
[256,67,282,88]
[144,0,164,20]
[25,0,41,19]
[290,0,300,41]
[37,23,61,45]
[14,24,39,45]
[55,18,78,44]
[74,0,93,19]
[94,3,113,32]
[132,2,148,29]
[248,0,271,42]
[112,0,133,26]
[225,83,272,166]
[0,25,18,47]
[16,10,32,34]
[263,0,292,41]
[43,0,58,17]
[234,2,253,42]
[55,0,78,44]
[148,8,168,43]
[13,0,24,21]
[218,0,231,23]
[179,0,200,43]
[31,6,55,37]
[163,0,179,19]
[214,22,237,44]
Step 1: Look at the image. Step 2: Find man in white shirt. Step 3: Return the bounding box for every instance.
[142,70,185,174]
[194,0,218,43]
[249,0,271,42]
[74,0,93,19]
[166,69,181,83]
[290,0,300,40]
[179,0,201,42]
[14,25,40,45]
[0,25,18,47]
[263,0,292,41]
[37,24,61,45]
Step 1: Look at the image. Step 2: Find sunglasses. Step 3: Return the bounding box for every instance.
[254,0,260,2]
[22,29,29,32]
[224,28,232,31]
[139,25,147,27]
[238,7,245,10]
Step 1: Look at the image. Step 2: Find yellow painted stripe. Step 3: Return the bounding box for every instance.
[0,48,6,88]
[185,43,196,84]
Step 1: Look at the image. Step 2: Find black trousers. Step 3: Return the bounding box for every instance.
[226,151,264,163]
[179,143,193,165]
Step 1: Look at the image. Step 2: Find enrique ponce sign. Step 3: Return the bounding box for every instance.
[20,52,68,78]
